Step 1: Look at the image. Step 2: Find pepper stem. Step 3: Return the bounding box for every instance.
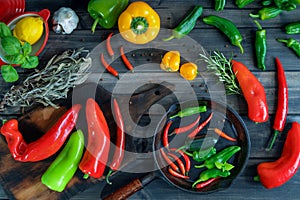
[83,174,89,179]
[91,18,99,34]
[253,20,262,30]
[162,35,175,42]
[130,17,149,35]
[266,130,280,151]
[249,13,259,18]
[276,39,288,44]
[105,169,114,185]
[253,175,260,182]
[192,178,203,188]
[236,43,244,54]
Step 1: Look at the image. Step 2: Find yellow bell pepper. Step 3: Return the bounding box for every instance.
[180,62,198,80]
[160,51,180,72]
[118,1,160,44]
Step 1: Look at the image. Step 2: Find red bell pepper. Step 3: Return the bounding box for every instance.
[0,104,81,162]
[79,98,110,179]
[231,60,269,123]
[256,122,300,189]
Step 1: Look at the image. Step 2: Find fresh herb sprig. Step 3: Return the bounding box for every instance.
[0,22,39,82]
[199,50,241,95]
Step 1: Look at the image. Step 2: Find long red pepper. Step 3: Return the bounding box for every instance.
[170,148,191,175]
[0,104,81,162]
[106,99,126,184]
[106,32,114,58]
[213,128,237,142]
[162,120,172,149]
[266,57,288,151]
[100,53,119,79]
[120,46,134,72]
[231,60,269,123]
[160,148,179,172]
[194,177,220,189]
[188,112,213,139]
[79,98,110,179]
[168,152,186,175]
[256,122,300,189]
[170,115,201,136]
[167,167,189,179]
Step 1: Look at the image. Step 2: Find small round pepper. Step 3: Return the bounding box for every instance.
[160,51,180,72]
[118,1,160,44]
[179,62,198,80]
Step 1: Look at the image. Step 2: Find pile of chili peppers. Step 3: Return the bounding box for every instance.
[0,97,126,191]
[159,105,241,189]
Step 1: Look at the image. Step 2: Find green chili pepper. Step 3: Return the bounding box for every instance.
[192,168,231,188]
[274,0,297,11]
[235,0,254,8]
[254,20,267,71]
[88,0,129,33]
[203,15,244,54]
[215,0,226,11]
[163,5,203,41]
[41,130,85,192]
[195,145,241,169]
[285,22,300,34]
[177,136,218,152]
[277,38,300,57]
[249,6,282,20]
[169,105,207,119]
[185,147,217,162]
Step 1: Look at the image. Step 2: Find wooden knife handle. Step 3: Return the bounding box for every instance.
[103,178,143,200]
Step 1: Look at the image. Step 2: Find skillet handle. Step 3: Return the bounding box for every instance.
[103,173,155,200]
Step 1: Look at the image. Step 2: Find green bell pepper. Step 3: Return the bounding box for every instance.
[88,0,129,32]
[41,130,85,192]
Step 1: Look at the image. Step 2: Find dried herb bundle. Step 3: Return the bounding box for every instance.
[0,48,92,111]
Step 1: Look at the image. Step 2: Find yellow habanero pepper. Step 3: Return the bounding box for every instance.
[118,1,160,44]
[160,51,180,72]
[180,62,198,80]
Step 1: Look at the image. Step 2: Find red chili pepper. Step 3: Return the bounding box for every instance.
[170,148,191,175]
[100,53,119,79]
[106,98,126,184]
[106,32,114,58]
[256,122,300,189]
[169,115,201,136]
[188,112,213,139]
[159,148,179,172]
[194,177,220,189]
[167,166,189,179]
[120,46,134,72]
[266,57,288,151]
[213,128,237,142]
[168,152,186,175]
[162,120,172,149]
[79,98,110,179]
[231,60,269,123]
[0,104,81,162]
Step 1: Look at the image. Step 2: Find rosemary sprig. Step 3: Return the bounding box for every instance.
[199,51,241,95]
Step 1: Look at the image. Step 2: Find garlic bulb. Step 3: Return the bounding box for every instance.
[52,7,79,34]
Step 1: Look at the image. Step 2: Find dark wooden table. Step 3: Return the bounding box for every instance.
[1,0,300,199]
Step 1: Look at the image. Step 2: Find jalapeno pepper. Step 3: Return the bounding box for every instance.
[88,0,129,32]
[214,0,226,11]
[163,5,203,41]
[41,130,85,192]
[249,6,282,20]
[254,20,267,71]
[192,168,231,188]
[235,0,254,8]
[285,21,300,34]
[203,15,244,54]
[274,0,297,11]
[276,38,300,57]
[184,146,217,162]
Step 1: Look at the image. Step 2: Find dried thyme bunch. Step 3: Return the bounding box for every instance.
[0,48,92,111]
[199,50,241,95]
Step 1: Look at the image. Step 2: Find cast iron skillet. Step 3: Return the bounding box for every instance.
[103,97,250,199]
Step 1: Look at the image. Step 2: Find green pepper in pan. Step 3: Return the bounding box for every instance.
[285,21,300,34]
[203,15,244,54]
[192,168,231,188]
[41,130,85,192]
[88,0,129,32]
[184,147,217,162]
[277,38,300,57]
[163,5,203,41]
[254,20,267,71]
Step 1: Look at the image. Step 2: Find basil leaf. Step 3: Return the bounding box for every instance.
[1,65,19,82]
[1,36,21,55]
[22,42,32,55]
[0,22,12,38]
[21,56,39,69]
[5,54,25,65]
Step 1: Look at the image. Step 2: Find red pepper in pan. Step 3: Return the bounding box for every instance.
[106,98,126,184]
[266,57,288,151]
[79,98,110,179]
[188,112,213,139]
[162,120,173,149]
[256,122,300,189]
[167,166,189,179]
[169,115,201,136]
[194,177,220,189]
[231,60,269,123]
[160,148,179,172]
[170,148,191,175]
[0,104,81,162]
[168,152,186,175]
